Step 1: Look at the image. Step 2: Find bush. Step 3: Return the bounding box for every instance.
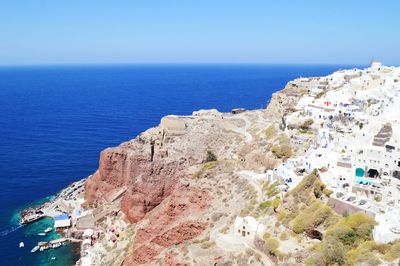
[299,119,314,131]
[277,210,286,222]
[265,237,280,253]
[271,197,281,212]
[200,240,216,249]
[265,126,276,140]
[384,240,400,261]
[313,180,326,198]
[259,201,271,209]
[323,188,333,197]
[262,232,271,241]
[347,241,380,265]
[321,236,346,265]
[291,201,334,234]
[290,169,319,196]
[271,144,293,159]
[326,212,375,246]
[206,150,217,162]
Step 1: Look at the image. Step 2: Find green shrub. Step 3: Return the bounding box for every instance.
[277,210,286,221]
[262,232,271,241]
[265,126,276,140]
[265,237,280,253]
[321,236,346,265]
[259,201,271,209]
[271,197,281,211]
[374,195,381,202]
[326,212,375,246]
[323,188,333,197]
[299,119,314,130]
[290,169,319,196]
[271,144,292,159]
[347,241,380,265]
[291,201,333,234]
[206,150,217,162]
[384,240,400,261]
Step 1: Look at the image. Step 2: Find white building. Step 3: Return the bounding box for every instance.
[373,208,400,244]
[233,216,264,239]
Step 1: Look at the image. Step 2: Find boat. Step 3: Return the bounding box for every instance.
[19,242,24,248]
[51,243,62,249]
[38,241,49,251]
[37,233,46,236]
[51,257,56,260]
[44,227,52,233]
[31,246,39,253]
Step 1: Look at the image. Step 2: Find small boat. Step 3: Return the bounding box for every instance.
[31,246,39,253]
[51,243,62,249]
[19,242,24,248]
[44,227,52,233]
[51,257,56,260]
[38,233,46,236]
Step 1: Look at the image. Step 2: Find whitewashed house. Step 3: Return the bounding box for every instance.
[373,208,400,244]
[233,216,264,239]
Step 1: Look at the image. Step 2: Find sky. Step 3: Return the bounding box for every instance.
[1,0,400,65]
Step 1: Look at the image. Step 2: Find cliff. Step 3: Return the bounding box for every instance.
[83,80,308,265]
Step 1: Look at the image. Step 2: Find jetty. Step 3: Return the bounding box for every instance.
[19,179,85,225]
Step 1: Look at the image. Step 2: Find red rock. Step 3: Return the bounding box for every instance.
[84,129,211,265]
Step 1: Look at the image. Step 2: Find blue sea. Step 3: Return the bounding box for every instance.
[0,64,360,265]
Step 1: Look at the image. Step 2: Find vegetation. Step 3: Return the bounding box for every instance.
[271,144,293,159]
[306,212,378,265]
[262,232,271,241]
[383,240,400,261]
[265,125,276,140]
[205,150,217,162]
[277,210,286,222]
[271,197,281,212]
[200,240,216,249]
[279,116,286,131]
[290,169,320,202]
[193,160,218,179]
[259,200,272,209]
[299,119,314,131]
[316,91,326,99]
[374,195,382,202]
[265,237,280,253]
[291,201,334,234]
[263,181,279,198]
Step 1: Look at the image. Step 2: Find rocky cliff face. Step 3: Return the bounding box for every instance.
[83,86,304,264]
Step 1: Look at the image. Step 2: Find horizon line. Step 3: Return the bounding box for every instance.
[0,62,372,68]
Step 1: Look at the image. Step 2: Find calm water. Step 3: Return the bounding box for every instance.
[0,64,360,265]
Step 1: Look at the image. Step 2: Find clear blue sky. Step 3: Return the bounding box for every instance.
[1,0,399,65]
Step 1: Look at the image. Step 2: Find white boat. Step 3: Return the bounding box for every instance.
[44,227,52,233]
[51,257,56,260]
[38,233,46,236]
[31,246,39,253]
[19,242,24,248]
[51,243,62,249]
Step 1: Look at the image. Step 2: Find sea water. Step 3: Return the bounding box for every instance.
[0,64,361,265]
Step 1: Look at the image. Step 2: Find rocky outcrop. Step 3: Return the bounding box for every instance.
[84,105,280,264]
[84,142,185,223]
[124,185,209,265]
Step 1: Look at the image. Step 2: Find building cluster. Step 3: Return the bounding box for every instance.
[229,62,400,246]
[285,62,400,244]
